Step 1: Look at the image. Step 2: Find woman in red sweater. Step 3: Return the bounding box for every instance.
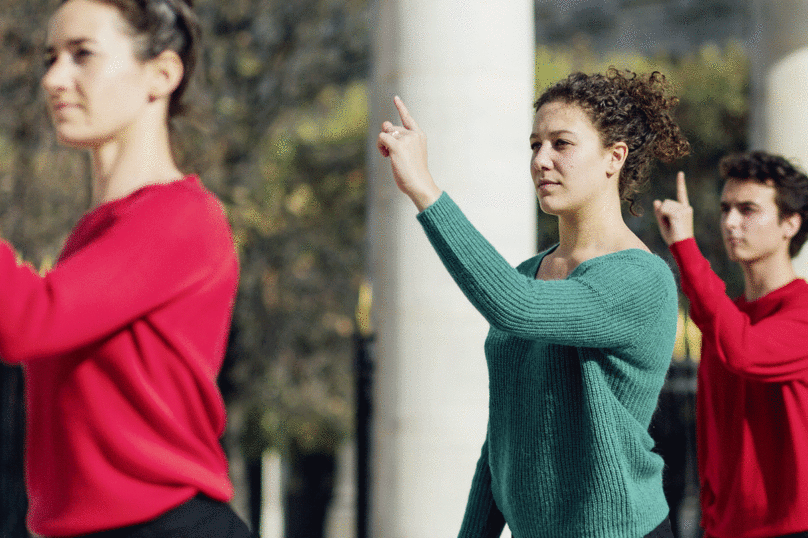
[0,0,252,536]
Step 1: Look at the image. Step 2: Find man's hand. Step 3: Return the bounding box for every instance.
[654,171,695,246]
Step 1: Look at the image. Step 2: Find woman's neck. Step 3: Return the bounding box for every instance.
[90,119,182,206]
[555,198,642,258]
[537,200,645,280]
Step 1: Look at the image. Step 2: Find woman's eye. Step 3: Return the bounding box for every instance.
[73,49,92,63]
[554,139,569,148]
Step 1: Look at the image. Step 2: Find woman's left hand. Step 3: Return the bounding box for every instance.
[377,96,442,211]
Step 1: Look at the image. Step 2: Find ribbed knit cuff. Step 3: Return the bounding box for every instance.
[669,237,710,294]
[668,237,701,266]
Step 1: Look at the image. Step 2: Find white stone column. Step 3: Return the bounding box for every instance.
[749,0,808,275]
[260,450,283,538]
[367,1,535,537]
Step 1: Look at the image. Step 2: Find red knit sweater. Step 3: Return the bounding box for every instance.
[671,238,808,538]
[0,176,239,537]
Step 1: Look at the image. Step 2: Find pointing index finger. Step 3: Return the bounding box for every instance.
[393,95,420,131]
[676,171,690,206]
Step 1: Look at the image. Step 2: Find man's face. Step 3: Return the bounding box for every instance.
[720,178,796,263]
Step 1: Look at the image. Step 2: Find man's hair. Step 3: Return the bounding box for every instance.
[719,151,808,257]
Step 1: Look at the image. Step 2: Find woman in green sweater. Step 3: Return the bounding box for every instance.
[376,70,689,538]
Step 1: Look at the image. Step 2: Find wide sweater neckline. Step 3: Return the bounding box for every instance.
[91,175,199,214]
[528,244,660,281]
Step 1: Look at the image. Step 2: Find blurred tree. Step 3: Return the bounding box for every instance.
[229,83,368,537]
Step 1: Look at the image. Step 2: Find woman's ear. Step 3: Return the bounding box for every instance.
[606,141,629,177]
[147,50,184,103]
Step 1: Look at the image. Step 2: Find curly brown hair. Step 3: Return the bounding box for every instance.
[534,68,690,215]
[719,151,808,258]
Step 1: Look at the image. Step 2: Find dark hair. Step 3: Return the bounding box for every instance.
[719,151,808,257]
[534,68,690,215]
[60,0,201,119]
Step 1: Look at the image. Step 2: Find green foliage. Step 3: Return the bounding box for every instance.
[230,82,368,458]
[205,0,372,456]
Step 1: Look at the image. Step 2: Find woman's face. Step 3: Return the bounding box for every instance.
[530,101,621,216]
[42,0,153,148]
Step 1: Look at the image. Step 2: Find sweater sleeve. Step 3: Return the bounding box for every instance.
[458,438,506,538]
[417,193,673,350]
[0,186,235,363]
[670,238,808,381]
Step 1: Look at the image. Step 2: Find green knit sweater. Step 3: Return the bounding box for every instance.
[417,193,678,538]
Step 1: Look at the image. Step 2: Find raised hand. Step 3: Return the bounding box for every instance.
[653,171,695,246]
[376,96,442,211]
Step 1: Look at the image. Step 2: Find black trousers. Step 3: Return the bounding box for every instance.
[72,494,255,538]
[644,516,674,538]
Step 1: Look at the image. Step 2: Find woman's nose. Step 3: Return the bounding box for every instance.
[532,143,552,171]
[42,54,69,94]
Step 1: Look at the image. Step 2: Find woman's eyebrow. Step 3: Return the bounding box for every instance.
[45,37,95,53]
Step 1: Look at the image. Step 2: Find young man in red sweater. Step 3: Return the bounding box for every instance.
[654,151,808,538]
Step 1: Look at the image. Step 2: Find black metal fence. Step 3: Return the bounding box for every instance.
[651,359,700,538]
